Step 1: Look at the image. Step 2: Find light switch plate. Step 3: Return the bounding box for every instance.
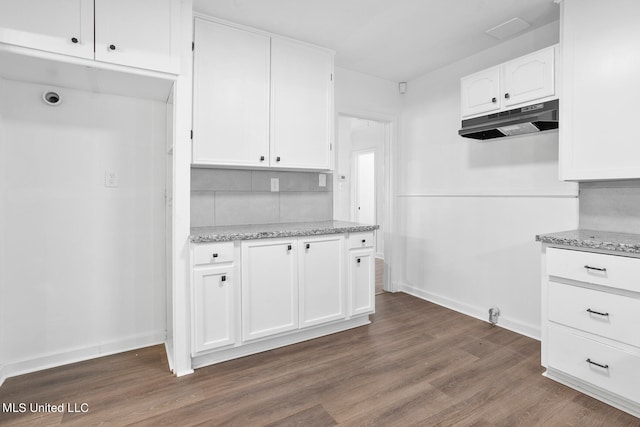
[270,178,279,192]
[319,174,326,187]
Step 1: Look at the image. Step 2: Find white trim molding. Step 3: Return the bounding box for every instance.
[399,282,541,340]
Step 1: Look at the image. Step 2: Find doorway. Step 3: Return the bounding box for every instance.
[335,115,388,294]
[352,150,376,225]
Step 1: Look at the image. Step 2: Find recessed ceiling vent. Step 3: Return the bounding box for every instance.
[485,17,531,40]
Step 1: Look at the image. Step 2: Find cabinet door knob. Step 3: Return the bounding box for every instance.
[357,258,361,264]
[212,253,218,258]
[504,93,510,99]
[287,244,292,251]
[491,97,496,103]
[109,44,116,51]
[306,243,310,249]
[221,275,226,282]
[276,156,281,162]
[71,37,79,44]
[361,239,366,243]
[260,156,265,161]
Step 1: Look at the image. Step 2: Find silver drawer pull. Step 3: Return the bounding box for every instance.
[584,265,607,272]
[586,308,609,317]
[586,358,609,369]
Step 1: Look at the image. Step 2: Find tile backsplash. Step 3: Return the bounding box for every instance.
[579,180,640,234]
[191,168,333,227]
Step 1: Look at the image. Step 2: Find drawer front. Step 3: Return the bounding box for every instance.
[193,242,235,265]
[548,281,640,347]
[349,232,374,249]
[548,326,640,403]
[546,247,640,292]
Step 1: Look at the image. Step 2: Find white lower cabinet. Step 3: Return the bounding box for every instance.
[192,266,235,353]
[349,232,375,316]
[299,235,345,328]
[241,238,298,341]
[350,251,374,316]
[190,230,375,364]
[542,246,640,417]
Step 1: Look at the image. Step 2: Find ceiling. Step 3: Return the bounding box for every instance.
[192,0,559,82]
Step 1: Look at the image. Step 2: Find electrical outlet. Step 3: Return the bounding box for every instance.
[270,178,279,192]
[319,173,326,187]
[105,170,118,188]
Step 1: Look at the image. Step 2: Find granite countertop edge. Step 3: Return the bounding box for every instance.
[536,229,640,255]
[190,221,380,243]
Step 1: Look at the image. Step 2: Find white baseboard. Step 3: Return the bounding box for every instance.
[398,282,540,340]
[1,331,166,385]
[192,316,371,370]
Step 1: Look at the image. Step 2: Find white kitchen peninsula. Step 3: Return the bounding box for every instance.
[189,221,378,370]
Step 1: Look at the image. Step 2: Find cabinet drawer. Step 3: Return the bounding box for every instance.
[548,326,640,403]
[546,247,640,292]
[193,242,235,265]
[349,232,374,249]
[548,281,640,347]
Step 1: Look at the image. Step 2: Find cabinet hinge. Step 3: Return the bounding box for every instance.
[190,130,193,140]
[330,73,333,81]
[192,41,194,51]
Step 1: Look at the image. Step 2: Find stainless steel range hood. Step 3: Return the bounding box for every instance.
[459,99,559,140]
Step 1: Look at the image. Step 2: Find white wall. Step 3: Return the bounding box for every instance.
[334,67,401,283]
[396,21,578,338]
[0,79,167,379]
[334,67,401,117]
[335,117,386,256]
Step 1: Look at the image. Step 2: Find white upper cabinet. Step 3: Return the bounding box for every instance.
[460,45,556,119]
[559,0,640,181]
[271,38,333,170]
[191,18,334,170]
[94,0,180,73]
[460,67,501,117]
[192,19,270,167]
[0,0,180,74]
[503,48,555,107]
[0,0,94,59]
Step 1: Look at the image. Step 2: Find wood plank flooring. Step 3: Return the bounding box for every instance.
[1,293,639,426]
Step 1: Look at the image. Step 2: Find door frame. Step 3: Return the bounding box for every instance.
[334,110,397,293]
[351,148,377,224]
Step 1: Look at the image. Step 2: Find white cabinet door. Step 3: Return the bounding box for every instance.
[503,47,555,107]
[560,0,640,180]
[94,0,180,73]
[460,67,500,118]
[241,239,298,341]
[349,250,375,316]
[192,266,235,353]
[298,235,345,328]
[271,38,333,169]
[0,0,94,59]
[192,19,270,167]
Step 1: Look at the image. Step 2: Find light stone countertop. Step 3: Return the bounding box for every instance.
[536,229,640,254]
[190,220,379,243]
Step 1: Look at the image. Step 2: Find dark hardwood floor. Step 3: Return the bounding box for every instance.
[1,293,639,426]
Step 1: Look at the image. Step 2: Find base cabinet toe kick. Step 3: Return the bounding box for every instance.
[189,229,376,369]
[541,245,640,418]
